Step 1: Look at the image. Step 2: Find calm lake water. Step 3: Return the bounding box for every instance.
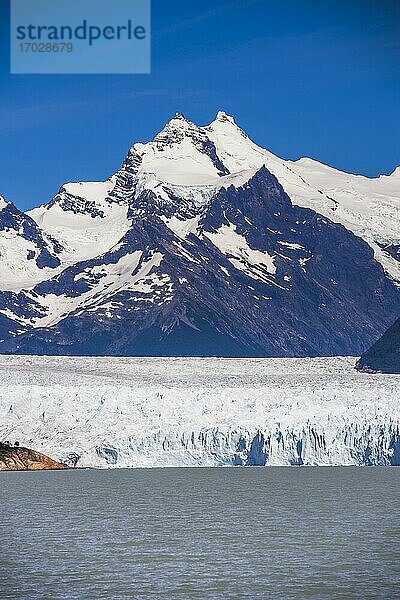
[1,467,399,599]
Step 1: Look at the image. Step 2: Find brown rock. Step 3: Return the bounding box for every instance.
[0,443,68,471]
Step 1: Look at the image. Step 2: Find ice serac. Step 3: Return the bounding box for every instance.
[0,112,399,357]
[356,316,400,374]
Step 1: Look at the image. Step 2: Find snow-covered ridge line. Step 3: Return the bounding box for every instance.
[25,110,400,282]
[0,356,398,468]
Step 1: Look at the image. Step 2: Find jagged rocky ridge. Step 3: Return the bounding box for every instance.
[0,113,399,356]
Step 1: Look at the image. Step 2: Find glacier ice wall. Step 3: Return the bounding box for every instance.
[0,356,399,468]
[93,418,400,468]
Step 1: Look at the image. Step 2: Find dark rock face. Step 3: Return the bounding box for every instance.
[0,313,19,346]
[3,167,400,357]
[48,187,106,219]
[356,317,400,374]
[377,242,400,263]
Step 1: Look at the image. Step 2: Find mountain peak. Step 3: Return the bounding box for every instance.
[153,113,200,145]
[165,112,194,128]
[215,111,236,124]
[210,111,247,139]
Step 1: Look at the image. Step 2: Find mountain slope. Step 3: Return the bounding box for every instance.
[0,112,399,357]
[356,317,400,374]
[0,195,61,292]
[27,179,130,265]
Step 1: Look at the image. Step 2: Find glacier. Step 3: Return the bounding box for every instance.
[0,355,399,468]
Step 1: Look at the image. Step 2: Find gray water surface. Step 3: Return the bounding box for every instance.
[1,467,399,599]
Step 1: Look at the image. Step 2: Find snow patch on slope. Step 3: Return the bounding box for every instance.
[36,251,165,327]
[0,233,53,292]
[204,222,276,278]
[62,180,115,203]
[161,215,201,239]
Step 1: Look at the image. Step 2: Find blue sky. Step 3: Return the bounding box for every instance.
[0,0,399,211]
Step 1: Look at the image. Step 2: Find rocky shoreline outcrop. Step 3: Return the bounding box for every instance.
[0,442,68,471]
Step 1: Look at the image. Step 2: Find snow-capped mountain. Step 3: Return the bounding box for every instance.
[0,112,399,356]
